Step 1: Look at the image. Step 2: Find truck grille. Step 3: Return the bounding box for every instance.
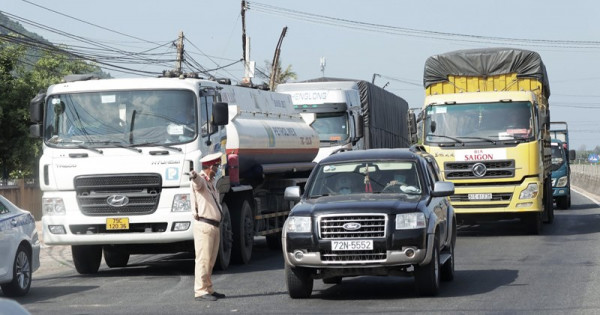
[318,214,387,239]
[74,174,162,216]
[321,249,387,263]
[444,160,515,179]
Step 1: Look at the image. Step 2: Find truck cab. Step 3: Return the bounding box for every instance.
[551,139,575,209]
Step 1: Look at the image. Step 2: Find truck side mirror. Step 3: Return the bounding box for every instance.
[569,150,576,161]
[353,112,364,141]
[408,111,417,143]
[29,124,43,138]
[212,102,229,126]
[29,92,45,123]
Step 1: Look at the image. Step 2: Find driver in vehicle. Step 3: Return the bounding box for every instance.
[334,176,353,195]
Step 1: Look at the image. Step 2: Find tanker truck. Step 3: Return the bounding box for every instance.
[415,48,553,234]
[28,74,319,273]
[276,78,411,162]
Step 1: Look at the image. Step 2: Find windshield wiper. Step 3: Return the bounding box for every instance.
[457,136,497,144]
[426,134,464,146]
[74,144,103,154]
[133,142,182,152]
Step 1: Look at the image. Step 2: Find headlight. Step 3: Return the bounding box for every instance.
[556,176,568,188]
[519,183,539,200]
[395,212,426,230]
[172,194,191,212]
[42,198,65,216]
[286,216,311,233]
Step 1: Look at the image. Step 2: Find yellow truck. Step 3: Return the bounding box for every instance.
[414,48,552,234]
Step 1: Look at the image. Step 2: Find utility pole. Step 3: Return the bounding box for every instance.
[176,31,184,74]
[320,57,326,77]
[241,0,247,63]
[372,73,380,84]
[241,0,254,85]
[269,26,287,91]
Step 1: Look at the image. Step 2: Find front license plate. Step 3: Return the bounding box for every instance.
[331,240,373,251]
[468,193,492,200]
[106,218,129,230]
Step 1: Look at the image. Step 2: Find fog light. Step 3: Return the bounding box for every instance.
[48,225,66,234]
[293,250,304,261]
[405,248,415,258]
[516,202,533,208]
[172,222,191,231]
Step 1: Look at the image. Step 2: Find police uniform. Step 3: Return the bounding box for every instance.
[190,152,224,300]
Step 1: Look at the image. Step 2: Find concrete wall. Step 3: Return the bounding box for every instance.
[571,164,600,197]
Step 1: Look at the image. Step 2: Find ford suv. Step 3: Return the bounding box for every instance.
[282,148,456,298]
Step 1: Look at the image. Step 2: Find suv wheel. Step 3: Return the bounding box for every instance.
[285,263,313,298]
[415,235,440,296]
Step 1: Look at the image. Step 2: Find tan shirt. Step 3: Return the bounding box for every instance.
[190,170,222,222]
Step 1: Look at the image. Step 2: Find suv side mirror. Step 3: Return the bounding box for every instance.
[284,186,301,202]
[431,181,454,197]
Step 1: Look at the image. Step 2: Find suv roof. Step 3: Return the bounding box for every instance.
[319,148,429,164]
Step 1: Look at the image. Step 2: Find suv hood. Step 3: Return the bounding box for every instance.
[291,194,422,216]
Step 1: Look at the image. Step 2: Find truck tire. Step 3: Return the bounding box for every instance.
[215,203,232,270]
[557,195,570,210]
[231,200,254,264]
[266,232,282,250]
[524,212,541,235]
[103,246,130,268]
[0,244,32,297]
[414,234,440,296]
[543,178,554,224]
[285,263,313,298]
[72,245,102,274]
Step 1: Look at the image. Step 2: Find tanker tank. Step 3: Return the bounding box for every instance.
[220,86,319,178]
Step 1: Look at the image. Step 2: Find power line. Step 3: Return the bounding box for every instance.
[246,1,600,50]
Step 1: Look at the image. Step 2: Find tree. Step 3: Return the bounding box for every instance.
[260,60,297,90]
[0,38,100,181]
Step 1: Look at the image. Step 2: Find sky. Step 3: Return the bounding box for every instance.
[4,0,600,151]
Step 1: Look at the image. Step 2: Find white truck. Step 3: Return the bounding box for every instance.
[29,74,319,273]
[276,78,412,162]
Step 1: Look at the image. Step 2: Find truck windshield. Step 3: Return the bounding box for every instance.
[424,101,534,145]
[551,145,565,168]
[312,113,349,143]
[307,160,422,197]
[43,89,197,147]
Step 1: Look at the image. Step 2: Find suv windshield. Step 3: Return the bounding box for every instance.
[307,160,422,197]
[424,101,534,145]
[44,89,197,147]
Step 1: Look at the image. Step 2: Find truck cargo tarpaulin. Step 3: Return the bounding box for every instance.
[423,48,550,98]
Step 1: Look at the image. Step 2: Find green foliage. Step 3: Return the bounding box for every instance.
[0,37,101,180]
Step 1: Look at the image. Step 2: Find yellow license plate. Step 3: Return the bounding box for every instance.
[106,218,129,230]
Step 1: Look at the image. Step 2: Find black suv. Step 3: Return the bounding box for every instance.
[282,148,456,298]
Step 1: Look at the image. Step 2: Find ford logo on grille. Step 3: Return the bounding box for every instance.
[342,222,361,231]
[107,195,129,207]
[472,162,487,177]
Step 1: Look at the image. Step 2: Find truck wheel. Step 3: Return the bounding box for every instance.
[0,244,32,297]
[543,178,554,224]
[285,263,313,298]
[266,232,282,250]
[103,246,130,268]
[231,200,254,264]
[72,245,102,274]
[524,212,541,235]
[415,234,440,296]
[557,196,569,210]
[215,203,232,270]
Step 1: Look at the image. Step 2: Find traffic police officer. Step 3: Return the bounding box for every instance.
[190,152,226,301]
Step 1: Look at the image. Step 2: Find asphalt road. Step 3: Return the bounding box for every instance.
[6,187,600,314]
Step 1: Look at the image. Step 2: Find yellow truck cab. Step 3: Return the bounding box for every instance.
[417,48,552,234]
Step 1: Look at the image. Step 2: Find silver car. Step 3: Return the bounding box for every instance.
[0,195,40,297]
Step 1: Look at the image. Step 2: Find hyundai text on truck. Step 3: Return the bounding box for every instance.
[415,48,553,234]
[276,78,412,162]
[29,74,319,273]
